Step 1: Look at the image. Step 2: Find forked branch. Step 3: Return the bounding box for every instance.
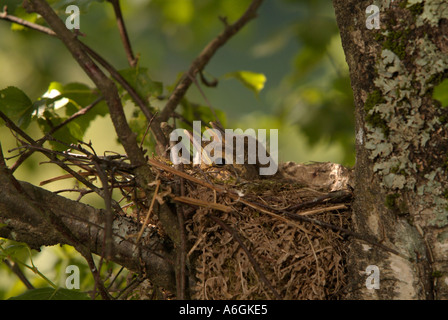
[158,0,264,122]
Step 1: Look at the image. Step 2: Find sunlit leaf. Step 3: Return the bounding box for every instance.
[11,7,38,31]
[33,82,107,150]
[433,79,448,107]
[225,71,266,96]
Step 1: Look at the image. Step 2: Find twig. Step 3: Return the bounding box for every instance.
[159,0,264,122]
[188,73,222,127]
[24,0,147,167]
[171,196,232,213]
[209,215,282,300]
[0,6,55,35]
[107,0,137,67]
[93,161,114,260]
[0,111,118,207]
[135,178,160,245]
[3,259,35,290]
[80,249,111,300]
[0,8,168,154]
[10,97,103,173]
[140,111,158,149]
[79,43,168,155]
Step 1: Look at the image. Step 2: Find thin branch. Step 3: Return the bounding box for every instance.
[0,8,168,155]
[158,0,264,122]
[23,0,147,167]
[0,5,55,35]
[79,43,168,155]
[93,161,114,260]
[0,172,177,292]
[10,97,103,173]
[3,259,35,290]
[188,73,222,128]
[209,215,282,300]
[0,110,112,204]
[107,0,137,67]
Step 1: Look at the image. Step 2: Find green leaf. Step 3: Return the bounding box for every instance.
[36,111,79,151]
[11,7,38,31]
[8,287,91,300]
[433,79,448,107]
[59,82,100,109]
[225,71,267,96]
[118,67,163,103]
[0,241,29,260]
[34,82,107,150]
[0,86,34,129]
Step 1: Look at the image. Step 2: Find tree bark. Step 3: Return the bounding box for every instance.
[333,0,448,299]
[0,168,177,292]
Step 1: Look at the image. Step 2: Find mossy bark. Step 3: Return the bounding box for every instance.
[333,0,448,299]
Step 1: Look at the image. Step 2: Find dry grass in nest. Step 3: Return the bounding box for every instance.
[160,164,353,300]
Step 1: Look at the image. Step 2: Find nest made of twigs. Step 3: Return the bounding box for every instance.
[150,160,352,300]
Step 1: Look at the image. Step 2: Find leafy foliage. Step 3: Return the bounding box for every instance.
[0,0,354,299]
[0,86,34,129]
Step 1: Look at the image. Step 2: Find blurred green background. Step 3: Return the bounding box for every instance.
[0,0,354,299]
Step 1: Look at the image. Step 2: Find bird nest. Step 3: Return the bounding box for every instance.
[150,160,353,300]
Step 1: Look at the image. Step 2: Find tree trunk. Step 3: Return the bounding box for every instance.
[333,0,448,299]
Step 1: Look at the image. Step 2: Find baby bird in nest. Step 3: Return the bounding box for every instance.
[166,121,278,181]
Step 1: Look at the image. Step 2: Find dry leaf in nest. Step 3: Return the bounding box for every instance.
[184,179,351,300]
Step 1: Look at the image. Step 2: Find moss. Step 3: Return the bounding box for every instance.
[443,189,448,200]
[442,156,448,171]
[364,90,390,136]
[408,2,424,16]
[365,89,386,112]
[366,111,390,137]
[390,165,407,175]
[427,72,445,85]
[385,193,409,215]
[398,0,408,9]
[382,29,411,60]
[374,33,385,42]
[431,270,443,278]
[385,193,400,209]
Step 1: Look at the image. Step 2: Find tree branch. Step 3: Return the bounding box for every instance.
[23,0,146,168]
[158,0,264,122]
[9,97,103,173]
[0,6,168,156]
[107,0,137,67]
[0,170,176,292]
